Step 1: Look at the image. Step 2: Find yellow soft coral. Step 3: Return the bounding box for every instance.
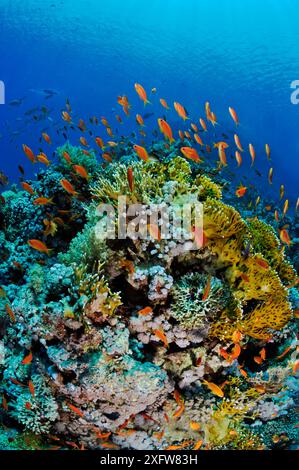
[203,198,246,240]
[195,175,223,200]
[235,254,287,302]
[241,295,292,339]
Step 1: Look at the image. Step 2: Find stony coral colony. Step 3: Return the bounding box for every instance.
[0,91,298,451]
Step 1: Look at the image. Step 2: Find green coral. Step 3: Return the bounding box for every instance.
[57,142,100,176]
[171,272,238,329]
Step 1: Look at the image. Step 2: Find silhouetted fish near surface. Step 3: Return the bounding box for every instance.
[9,97,25,106]
[43,89,58,96]
[143,112,154,120]
[24,107,39,115]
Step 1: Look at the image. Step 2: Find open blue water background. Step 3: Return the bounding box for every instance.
[0,0,298,203]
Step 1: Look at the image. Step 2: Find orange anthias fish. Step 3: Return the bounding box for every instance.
[21,351,33,365]
[28,239,51,255]
[282,199,289,218]
[229,107,239,125]
[153,430,165,441]
[62,111,72,122]
[9,377,24,386]
[160,98,170,110]
[136,114,145,127]
[277,345,294,360]
[33,197,54,206]
[73,165,90,180]
[191,123,198,132]
[260,348,266,361]
[199,118,207,131]
[190,421,201,431]
[138,306,153,316]
[148,223,161,241]
[67,403,85,418]
[193,439,203,450]
[174,101,189,120]
[274,210,279,222]
[235,151,242,167]
[2,396,8,411]
[133,144,149,162]
[232,330,243,343]
[62,151,72,164]
[181,146,202,163]
[202,276,211,301]
[210,111,218,126]
[268,167,273,184]
[21,182,35,195]
[22,144,35,163]
[280,229,291,246]
[102,152,112,163]
[117,95,131,108]
[42,132,51,144]
[234,134,243,151]
[172,390,185,419]
[254,355,263,365]
[153,329,168,348]
[5,304,16,323]
[101,116,110,127]
[36,153,50,166]
[158,118,175,143]
[60,179,78,196]
[194,133,204,146]
[202,380,224,398]
[95,137,105,149]
[265,143,271,160]
[235,185,247,197]
[230,343,242,361]
[28,380,35,398]
[166,441,192,451]
[279,184,284,200]
[249,143,256,166]
[78,119,86,132]
[218,147,227,166]
[214,141,229,150]
[80,136,89,147]
[134,83,150,105]
[127,167,134,192]
[255,257,269,269]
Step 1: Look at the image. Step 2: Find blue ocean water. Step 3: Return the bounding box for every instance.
[0,0,298,203]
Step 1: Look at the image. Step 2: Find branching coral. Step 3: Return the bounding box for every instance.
[171,272,233,329]
[10,375,59,434]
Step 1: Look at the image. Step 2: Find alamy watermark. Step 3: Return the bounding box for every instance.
[290,80,299,104]
[95,197,204,251]
[0,81,5,104]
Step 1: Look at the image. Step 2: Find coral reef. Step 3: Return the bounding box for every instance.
[0,131,298,451]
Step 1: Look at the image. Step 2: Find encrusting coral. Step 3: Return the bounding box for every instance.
[0,128,298,450]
